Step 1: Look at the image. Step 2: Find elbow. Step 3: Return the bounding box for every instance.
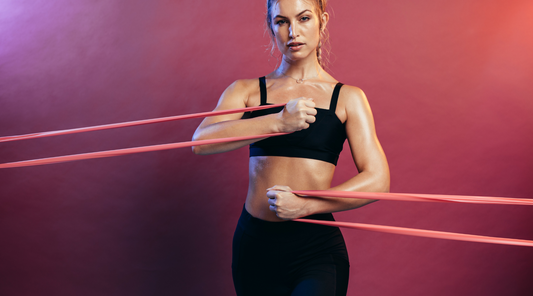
[192,144,214,155]
[191,145,203,155]
[380,172,390,193]
[370,169,390,193]
[191,133,207,155]
[191,141,211,155]
[192,144,218,155]
[373,181,389,194]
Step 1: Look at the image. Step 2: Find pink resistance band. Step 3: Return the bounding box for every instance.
[291,190,533,206]
[0,133,287,169]
[293,219,533,247]
[0,104,288,168]
[0,104,285,143]
[292,191,533,246]
[1,105,532,247]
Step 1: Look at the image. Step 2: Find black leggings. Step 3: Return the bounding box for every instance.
[232,206,350,296]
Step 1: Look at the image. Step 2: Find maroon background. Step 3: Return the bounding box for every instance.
[1,0,532,295]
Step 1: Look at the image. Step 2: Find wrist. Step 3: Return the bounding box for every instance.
[301,197,318,217]
[268,113,284,133]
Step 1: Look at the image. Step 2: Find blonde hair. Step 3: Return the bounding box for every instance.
[265,0,330,67]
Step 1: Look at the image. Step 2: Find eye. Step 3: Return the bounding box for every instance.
[300,16,310,22]
[275,19,287,25]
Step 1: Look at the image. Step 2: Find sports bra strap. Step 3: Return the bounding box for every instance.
[329,83,343,112]
[260,77,343,111]
[259,77,267,105]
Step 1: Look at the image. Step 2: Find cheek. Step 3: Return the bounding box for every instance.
[273,28,288,46]
[274,26,286,38]
[304,25,320,43]
[300,20,319,36]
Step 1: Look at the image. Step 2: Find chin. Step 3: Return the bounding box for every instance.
[284,50,313,60]
[289,55,314,64]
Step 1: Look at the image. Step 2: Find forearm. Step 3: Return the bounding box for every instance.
[192,114,281,155]
[304,170,390,215]
[267,166,389,220]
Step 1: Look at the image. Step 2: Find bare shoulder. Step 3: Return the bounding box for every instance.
[336,84,371,123]
[228,78,259,92]
[339,84,368,106]
[216,78,261,109]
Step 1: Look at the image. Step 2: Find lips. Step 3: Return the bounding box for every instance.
[287,42,305,51]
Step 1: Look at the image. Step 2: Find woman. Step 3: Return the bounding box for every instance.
[192,0,389,295]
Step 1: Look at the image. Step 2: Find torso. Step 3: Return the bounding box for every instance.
[244,76,346,221]
[246,156,336,221]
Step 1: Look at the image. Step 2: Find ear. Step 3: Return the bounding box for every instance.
[320,12,329,32]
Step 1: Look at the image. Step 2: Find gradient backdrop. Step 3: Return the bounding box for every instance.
[1,0,532,295]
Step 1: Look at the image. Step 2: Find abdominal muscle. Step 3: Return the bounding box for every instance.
[245,156,336,222]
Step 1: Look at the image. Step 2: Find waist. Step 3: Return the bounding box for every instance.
[237,205,338,239]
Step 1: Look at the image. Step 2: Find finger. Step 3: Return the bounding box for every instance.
[276,185,292,192]
[267,198,277,206]
[269,205,277,212]
[303,98,315,108]
[306,108,318,116]
[266,190,278,199]
[267,185,292,192]
[295,98,315,108]
[306,115,316,124]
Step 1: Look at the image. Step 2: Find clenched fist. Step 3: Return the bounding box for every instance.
[277,98,317,133]
[266,185,311,220]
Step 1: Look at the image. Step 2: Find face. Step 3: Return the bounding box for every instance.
[270,0,328,62]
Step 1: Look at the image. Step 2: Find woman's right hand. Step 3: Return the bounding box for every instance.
[277,98,317,133]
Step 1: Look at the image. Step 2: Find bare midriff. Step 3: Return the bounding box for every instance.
[245,156,336,222]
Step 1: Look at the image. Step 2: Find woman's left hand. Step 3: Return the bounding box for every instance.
[266,185,311,220]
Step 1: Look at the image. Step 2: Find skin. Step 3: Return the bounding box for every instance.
[192,0,389,222]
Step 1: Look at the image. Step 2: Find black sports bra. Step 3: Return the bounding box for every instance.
[248,77,347,165]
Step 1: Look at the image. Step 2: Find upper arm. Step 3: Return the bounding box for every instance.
[342,86,389,176]
[196,79,255,129]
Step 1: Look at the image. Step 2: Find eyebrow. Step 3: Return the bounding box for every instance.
[274,9,312,19]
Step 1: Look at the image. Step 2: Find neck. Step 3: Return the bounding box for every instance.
[277,52,322,80]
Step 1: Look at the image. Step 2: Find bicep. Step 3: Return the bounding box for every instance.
[197,80,249,129]
[343,87,388,174]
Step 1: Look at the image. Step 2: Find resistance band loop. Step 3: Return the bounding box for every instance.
[0,103,285,143]
[2,103,532,247]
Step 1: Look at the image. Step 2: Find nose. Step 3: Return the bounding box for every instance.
[289,23,299,38]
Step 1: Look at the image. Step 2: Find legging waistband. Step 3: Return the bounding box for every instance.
[237,205,338,239]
